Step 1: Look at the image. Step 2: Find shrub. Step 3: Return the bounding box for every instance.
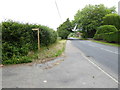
[102,14,120,30]
[57,29,71,39]
[96,25,118,34]
[94,25,120,43]
[2,20,57,64]
[2,56,32,64]
[103,31,120,43]
[93,33,104,40]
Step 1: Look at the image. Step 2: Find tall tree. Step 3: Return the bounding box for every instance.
[57,18,73,39]
[73,4,116,38]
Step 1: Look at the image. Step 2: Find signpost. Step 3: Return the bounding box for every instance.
[32,28,40,51]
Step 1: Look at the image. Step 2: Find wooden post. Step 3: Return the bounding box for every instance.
[37,29,40,50]
[32,28,40,51]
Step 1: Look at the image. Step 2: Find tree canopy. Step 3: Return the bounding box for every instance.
[73,4,116,38]
[57,18,73,39]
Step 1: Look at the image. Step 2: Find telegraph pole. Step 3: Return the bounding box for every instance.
[55,0,62,22]
[32,28,40,51]
[118,1,120,15]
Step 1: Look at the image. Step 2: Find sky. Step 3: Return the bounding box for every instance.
[0,0,120,30]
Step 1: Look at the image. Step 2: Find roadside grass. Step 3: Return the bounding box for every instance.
[3,40,66,65]
[90,40,120,47]
[35,40,66,63]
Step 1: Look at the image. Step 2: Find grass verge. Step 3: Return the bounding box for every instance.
[35,40,66,63]
[90,40,120,47]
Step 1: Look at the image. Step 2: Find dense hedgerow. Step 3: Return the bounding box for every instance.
[102,14,120,30]
[94,25,120,43]
[2,20,57,64]
[103,31,120,43]
[95,25,118,34]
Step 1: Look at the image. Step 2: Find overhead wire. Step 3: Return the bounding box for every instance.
[55,0,62,22]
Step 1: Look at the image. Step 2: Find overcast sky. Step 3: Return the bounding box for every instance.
[0,0,119,30]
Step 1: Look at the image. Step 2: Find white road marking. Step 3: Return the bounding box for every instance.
[100,48,118,54]
[87,44,119,55]
[71,40,119,83]
[79,49,119,84]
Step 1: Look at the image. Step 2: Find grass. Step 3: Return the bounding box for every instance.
[90,40,120,47]
[35,40,66,63]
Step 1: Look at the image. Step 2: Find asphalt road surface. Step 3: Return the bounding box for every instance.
[71,39,119,80]
[2,39,118,88]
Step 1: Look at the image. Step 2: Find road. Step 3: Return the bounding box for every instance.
[71,39,119,80]
[2,40,118,88]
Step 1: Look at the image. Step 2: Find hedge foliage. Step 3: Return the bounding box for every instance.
[94,31,120,43]
[94,25,120,43]
[2,20,57,64]
[96,25,118,34]
[102,14,120,30]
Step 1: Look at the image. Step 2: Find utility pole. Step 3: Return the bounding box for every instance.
[32,28,40,51]
[55,0,62,22]
[118,1,120,15]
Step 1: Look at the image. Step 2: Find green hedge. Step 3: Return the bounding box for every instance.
[94,25,119,43]
[2,20,57,64]
[96,25,118,34]
[94,30,120,43]
[102,14,120,30]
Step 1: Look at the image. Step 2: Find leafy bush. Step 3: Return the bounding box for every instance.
[94,25,120,43]
[96,25,118,34]
[103,31,120,43]
[2,56,32,64]
[40,26,57,46]
[102,14,120,30]
[57,29,70,39]
[2,20,57,64]
[94,33,104,40]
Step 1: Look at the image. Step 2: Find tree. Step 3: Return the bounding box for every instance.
[73,4,116,38]
[102,13,120,30]
[57,18,73,39]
